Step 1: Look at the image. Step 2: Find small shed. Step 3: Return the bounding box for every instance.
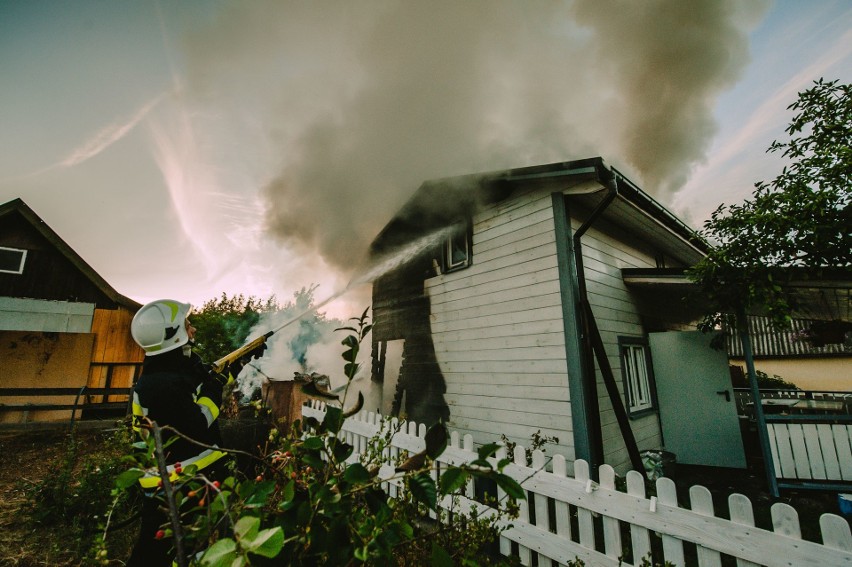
[0,198,143,425]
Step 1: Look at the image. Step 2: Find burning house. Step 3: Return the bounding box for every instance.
[368,157,748,475]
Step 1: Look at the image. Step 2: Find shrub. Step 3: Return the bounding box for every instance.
[113,308,524,566]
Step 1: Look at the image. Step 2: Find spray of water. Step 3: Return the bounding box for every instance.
[260,224,454,337]
[233,225,454,397]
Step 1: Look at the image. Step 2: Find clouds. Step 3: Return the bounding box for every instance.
[671,4,852,222]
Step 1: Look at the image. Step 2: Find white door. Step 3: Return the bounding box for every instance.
[649,331,746,468]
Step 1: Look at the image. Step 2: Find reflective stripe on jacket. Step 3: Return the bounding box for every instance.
[137,448,227,488]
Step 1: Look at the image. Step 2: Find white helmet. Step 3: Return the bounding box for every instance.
[131,299,192,356]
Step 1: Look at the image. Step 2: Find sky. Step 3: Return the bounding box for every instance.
[1,0,851,323]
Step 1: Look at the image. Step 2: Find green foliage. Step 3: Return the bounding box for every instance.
[193,287,344,382]
[112,308,522,566]
[20,428,138,563]
[192,293,279,363]
[688,78,851,330]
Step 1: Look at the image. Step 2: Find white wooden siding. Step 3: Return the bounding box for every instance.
[577,218,663,472]
[425,191,573,457]
[423,187,668,471]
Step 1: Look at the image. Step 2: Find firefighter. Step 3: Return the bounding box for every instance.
[126,299,265,566]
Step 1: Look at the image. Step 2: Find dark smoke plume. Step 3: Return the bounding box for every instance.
[183,0,768,273]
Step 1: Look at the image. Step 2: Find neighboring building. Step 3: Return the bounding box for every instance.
[727,315,851,391]
[0,198,143,424]
[368,157,747,475]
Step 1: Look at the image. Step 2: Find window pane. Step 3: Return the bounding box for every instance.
[0,247,25,274]
[445,232,469,269]
[623,344,653,412]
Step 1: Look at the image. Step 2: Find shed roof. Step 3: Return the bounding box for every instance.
[370,157,708,265]
[0,198,140,310]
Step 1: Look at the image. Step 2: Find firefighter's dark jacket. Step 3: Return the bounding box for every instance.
[132,349,227,485]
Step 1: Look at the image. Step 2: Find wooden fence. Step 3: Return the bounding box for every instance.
[303,401,852,567]
[734,388,852,488]
[0,385,130,428]
[766,416,852,484]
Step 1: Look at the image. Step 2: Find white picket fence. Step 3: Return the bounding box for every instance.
[303,401,852,567]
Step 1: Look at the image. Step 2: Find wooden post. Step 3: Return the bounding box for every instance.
[737,307,779,497]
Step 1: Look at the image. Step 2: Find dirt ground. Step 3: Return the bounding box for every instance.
[0,424,136,567]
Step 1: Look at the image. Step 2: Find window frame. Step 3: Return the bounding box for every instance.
[441,223,472,273]
[0,246,27,275]
[618,336,658,418]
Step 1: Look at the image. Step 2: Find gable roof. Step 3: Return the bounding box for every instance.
[0,198,140,310]
[370,157,708,264]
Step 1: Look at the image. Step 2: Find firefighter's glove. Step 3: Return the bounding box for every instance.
[245,343,268,361]
[230,343,267,379]
[201,372,226,396]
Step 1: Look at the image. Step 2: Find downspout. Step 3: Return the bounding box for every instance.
[572,169,645,475]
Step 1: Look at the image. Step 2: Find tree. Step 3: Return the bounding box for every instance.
[191,294,280,363]
[688,78,851,330]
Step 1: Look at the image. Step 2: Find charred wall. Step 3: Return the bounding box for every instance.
[372,247,449,426]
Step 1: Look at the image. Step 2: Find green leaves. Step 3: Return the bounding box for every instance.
[336,307,372,381]
[114,468,144,489]
[689,78,852,331]
[407,472,438,510]
[200,517,284,566]
[438,467,469,494]
[425,422,448,459]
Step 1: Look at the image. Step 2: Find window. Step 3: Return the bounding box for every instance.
[442,225,471,273]
[619,337,656,416]
[0,247,26,274]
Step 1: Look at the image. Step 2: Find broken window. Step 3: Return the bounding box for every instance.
[619,338,657,416]
[442,224,471,273]
[0,247,26,274]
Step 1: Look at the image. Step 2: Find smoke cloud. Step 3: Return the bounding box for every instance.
[181,0,768,273]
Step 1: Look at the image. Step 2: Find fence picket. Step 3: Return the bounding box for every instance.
[771,502,801,539]
[573,460,596,552]
[656,478,685,566]
[803,424,826,479]
[836,426,852,481]
[789,424,812,479]
[820,514,852,552]
[818,423,842,479]
[551,455,573,547]
[496,446,513,559]
[690,485,722,567]
[626,470,651,563]
[728,493,760,567]
[514,445,532,565]
[773,424,797,478]
[532,450,554,567]
[599,465,621,560]
[464,435,475,499]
